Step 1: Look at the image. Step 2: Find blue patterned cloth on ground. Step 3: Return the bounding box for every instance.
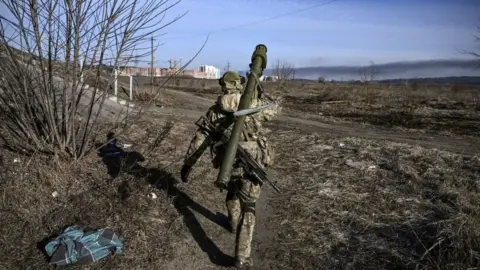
[44,225,124,266]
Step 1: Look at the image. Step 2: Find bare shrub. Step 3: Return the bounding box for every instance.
[358,61,379,104]
[358,61,379,85]
[464,24,480,60]
[272,59,295,89]
[0,0,186,158]
[411,81,420,91]
[461,23,480,110]
[0,119,182,268]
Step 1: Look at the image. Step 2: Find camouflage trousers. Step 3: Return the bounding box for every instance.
[226,174,262,261]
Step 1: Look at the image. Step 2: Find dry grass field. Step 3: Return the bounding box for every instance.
[119,76,480,138]
[1,75,480,269]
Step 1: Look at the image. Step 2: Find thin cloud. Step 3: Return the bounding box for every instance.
[261,59,480,80]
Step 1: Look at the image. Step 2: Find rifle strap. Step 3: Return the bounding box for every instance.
[251,70,275,103]
[242,129,251,141]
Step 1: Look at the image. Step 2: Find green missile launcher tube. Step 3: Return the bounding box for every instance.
[214,44,268,190]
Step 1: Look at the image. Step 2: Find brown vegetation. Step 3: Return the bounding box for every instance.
[1,75,480,269]
[268,129,480,269]
[2,24,480,268]
[0,120,183,269]
[0,0,184,158]
[129,76,480,138]
[164,78,480,135]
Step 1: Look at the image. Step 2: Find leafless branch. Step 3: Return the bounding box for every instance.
[359,61,379,84]
[0,0,186,158]
[272,59,295,88]
[460,24,480,69]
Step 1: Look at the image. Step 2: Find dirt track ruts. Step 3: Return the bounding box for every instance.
[149,89,480,156]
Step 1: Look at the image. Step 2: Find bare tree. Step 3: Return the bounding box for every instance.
[463,24,480,109]
[272,59,295,87]
[358,61,379,104]
[464,24,480,58]
[0,0,186,158]
[358,61,379,84]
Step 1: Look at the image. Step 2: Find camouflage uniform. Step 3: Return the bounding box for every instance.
[182,71,281,268]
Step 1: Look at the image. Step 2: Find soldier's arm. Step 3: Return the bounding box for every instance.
[251,96,282,122]
[218,90,281,122]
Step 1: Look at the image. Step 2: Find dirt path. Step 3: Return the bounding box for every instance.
[160,178,278,270]
[147,89,480,156]
[103,88,479,269]
[156,164,281,270]
[250,170,282,270]
[273,115,480,156]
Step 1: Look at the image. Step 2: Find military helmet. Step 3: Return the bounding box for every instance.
[222,71,240,82]
[219,71,246,86]
[219,71,238,86]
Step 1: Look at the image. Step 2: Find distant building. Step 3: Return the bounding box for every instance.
[118,64,220,79]
[197,65,220,79]
[261,75,279,82]
[119,67,165,77]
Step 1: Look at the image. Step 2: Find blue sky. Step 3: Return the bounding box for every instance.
[154,0,480,71]
[0,0,478,78]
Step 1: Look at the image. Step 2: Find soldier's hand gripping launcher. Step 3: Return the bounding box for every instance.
[214,44,268,190]
[196,115,281,193]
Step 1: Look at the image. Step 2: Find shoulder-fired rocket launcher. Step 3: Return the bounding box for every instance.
[214,44,268,190]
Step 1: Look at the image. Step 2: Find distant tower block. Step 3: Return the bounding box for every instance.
[198,65,220,79]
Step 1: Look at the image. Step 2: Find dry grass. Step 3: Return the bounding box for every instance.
[268,128,480,269]
[280,83,480,137]
[129,77,480,138]
[133,88,178,108]
[0,118,192,269]
[2,74,480,269]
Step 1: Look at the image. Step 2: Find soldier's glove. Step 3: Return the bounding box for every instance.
[180,164,192,183]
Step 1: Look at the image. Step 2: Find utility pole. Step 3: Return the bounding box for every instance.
[224,61,231,72]
[168,59,178,69]
[150,36,155,87]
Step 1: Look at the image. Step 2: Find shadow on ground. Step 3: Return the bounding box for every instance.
[97,141,235,267]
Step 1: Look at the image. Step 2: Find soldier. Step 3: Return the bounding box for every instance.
[180,71,281,268]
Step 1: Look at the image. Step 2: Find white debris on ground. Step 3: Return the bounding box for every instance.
[345,159,377,170]
[312,144,334,151]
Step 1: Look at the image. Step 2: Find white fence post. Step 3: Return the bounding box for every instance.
[129,75,133,100]
[114,69,118,96]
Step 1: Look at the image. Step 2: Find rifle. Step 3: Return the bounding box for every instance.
[195,116,281,193]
